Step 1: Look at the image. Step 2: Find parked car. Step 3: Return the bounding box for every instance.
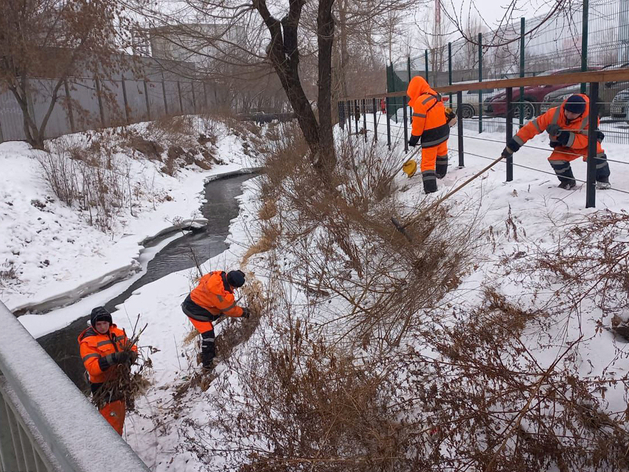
[447,88,499,118]
[540,63,629,116]
[485,68,588,119]
[610,88,629,121]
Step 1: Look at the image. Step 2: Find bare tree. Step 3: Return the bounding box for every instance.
[0,0,136,149]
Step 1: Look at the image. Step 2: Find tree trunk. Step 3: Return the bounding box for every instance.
[317,0,337,171]
[254,0,323,168]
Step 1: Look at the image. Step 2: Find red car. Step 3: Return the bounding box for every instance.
[485,68,589,119]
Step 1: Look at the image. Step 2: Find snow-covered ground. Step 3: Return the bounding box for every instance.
[3,113,629,470]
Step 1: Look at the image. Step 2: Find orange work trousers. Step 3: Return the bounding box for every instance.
[99,399,126,436]
[188,317,214,334]
[420,140,449,173]
[548,143,603,162]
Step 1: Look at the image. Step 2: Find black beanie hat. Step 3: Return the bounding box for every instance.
[90,306,112,326]
[564,95,586,115]
[226,270,245,288]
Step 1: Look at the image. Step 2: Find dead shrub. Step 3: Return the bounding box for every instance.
[41,138,139,231]
[255,133,476,351]
[397,287,629,471]
[186,311,417,472]
[0,263,18,286]
[147,114,195,139]
[521,211,629,327]
[242,222,281,265]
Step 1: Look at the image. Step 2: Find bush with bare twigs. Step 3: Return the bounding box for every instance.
[394,286,629,471]
[524,211,629,329]
[40,137,140,231]
[255,133,477,352]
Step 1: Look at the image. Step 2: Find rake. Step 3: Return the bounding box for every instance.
[391,154,505,242]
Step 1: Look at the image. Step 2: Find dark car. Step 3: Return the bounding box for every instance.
[485,68,588,119]
[540,63,629,116]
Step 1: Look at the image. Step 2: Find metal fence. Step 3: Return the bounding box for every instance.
[0,76,220,144]
[0,301,149,472]
[387,0,629,138]
[339,68,629,209]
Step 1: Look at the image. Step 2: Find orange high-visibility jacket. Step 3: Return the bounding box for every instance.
[510,93,603,154]
[407,76,449,148]
[78,324,137,384]
[190,271,244,317]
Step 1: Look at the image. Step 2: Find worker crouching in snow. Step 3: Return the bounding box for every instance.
[78,307,137,435]
[181,270,250,370]
[502,94,611,190]
[405,76,451,193]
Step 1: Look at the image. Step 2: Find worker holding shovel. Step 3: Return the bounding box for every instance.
[404,76,452,193]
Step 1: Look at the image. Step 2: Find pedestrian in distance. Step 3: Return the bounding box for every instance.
[502,94,611,190]
[78,306,137,436]
[181,270,251,370]
[405,76,452,193]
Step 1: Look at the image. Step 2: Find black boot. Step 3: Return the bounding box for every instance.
[436,154,448,179]
[550,160,575,189]
[201,330,216,369]
[423,178,438,194]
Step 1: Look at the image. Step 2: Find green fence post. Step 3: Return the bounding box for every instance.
[448,42,453,106]
[425,50,429,84]
[581,0,589,94]
[520,17,525,127]
[478,32,483,134]
[408,56,412,125]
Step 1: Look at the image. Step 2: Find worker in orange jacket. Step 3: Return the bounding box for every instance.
[181,270,250,369]
[502,94,610,190]
[78,306,137,435]
[406,76,451,193]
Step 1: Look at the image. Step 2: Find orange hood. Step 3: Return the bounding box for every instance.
[407,76,436,108]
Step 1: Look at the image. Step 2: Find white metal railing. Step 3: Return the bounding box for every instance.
[0,301,150,472]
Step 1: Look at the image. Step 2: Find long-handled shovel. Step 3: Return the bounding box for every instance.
[391,154,506,242]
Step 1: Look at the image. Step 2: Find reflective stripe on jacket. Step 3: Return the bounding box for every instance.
[189,271,244,317]
[407,76,449,148]
[511,93,602,154]
[77,324,136,384]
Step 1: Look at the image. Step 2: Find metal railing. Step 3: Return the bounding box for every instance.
[0,301,149,472]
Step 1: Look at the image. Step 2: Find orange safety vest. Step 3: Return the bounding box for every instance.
[511,93,603,155]
[407,76,449,148]
[190,271,244,317]
[78,324,136,384]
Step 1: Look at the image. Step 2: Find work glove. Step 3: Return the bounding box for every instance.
[241,307,251,319]
[408,135,420,147]
[101,351,129,370]
[129,351,138,364]
[550,131,569,148]
[546,124,561,136]
[113,351,130,364]
[596,130,605,142]
[501,147,513,159]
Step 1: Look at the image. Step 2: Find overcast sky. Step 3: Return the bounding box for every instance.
[445,0,554,32]
[395,0,556,61]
